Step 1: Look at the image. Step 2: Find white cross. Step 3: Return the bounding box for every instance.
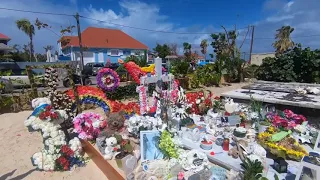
[138,57,174,114]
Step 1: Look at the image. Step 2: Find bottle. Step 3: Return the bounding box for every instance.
[223,138,230,151]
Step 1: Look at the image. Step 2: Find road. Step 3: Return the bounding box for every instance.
[1,76,133,96]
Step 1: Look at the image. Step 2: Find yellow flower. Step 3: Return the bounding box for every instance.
[141,64,155,73]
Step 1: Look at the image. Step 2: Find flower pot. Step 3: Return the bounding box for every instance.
[115,152,129,169]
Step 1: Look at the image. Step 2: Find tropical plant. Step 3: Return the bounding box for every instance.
[244,64,259,79]
[170,61,190,77]
[16,19,35,61]
[273,26,295,55]
[195,64,221,86]
[183,42,192,61]
[240,158,264,180]
[43,45,53,52]
[200,39,208,59]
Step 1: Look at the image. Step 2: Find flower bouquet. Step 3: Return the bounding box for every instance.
[73,112,107,140]
[55,145,85,171]
[257,127,308,161]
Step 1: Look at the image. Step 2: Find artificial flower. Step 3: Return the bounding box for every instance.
[96,68,120,91]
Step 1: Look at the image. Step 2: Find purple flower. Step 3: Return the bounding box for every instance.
[96,68,120,91]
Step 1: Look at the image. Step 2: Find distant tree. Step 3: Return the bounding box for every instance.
[183,42,192,61]
[273,26,295,55]
[43,45,53,53]
[200,39,208,59]
[16,19,35,61]
[153,44,171,59]
[168,43,178,55]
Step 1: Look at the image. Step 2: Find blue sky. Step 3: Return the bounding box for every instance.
[0,0,320,59]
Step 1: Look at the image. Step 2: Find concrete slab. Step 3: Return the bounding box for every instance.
[243,81,320,94]
[221,89,320,109]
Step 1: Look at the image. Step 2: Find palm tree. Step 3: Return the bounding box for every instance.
[16,19,35,61]
[183,42,192,61]
[273,26,294,55]
[43,45,53,52]
[200,39,208,59]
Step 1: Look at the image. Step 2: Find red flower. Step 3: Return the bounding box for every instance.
[64,165,69,170]
[113,147,118,151]
[57,156,68,165]
[225,112,231,116]
[214,96,220,100]
[121,140,127,146]
[45,105,52,111]
[198,91,204,97]
[280,120,288,128]
[50,112,58,119]
[39,112,46,120]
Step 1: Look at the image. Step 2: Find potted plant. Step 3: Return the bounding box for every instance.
[114,135,134,169]
[240,158,264,180]
[239,112,247,128]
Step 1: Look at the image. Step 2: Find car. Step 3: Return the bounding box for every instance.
[83,63,104,76]
[0,69,45,88]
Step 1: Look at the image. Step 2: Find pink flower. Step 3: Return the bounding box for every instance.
[284,109,295,119]
[272,115,283,126]
[287,121,297,129]
[178,172,184,180]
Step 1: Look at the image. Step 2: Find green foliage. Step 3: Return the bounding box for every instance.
[159,130,179,159]
[105,84,156,100]
[170,61,190,77]
[241,158,264,180]
[183,42,192,61]
[153,44,171,59]
[188,73,200,88]
[257,44,320,83]
[244,64,259,79]
[194,63,221,86]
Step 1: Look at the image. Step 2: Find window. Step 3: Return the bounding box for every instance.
[110,49,119,56]
[123,50,130,56]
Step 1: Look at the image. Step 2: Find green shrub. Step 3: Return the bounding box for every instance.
[257,44,320,83]
[170,61,190,77]
[195,64,220,86]
[105,83,156,100]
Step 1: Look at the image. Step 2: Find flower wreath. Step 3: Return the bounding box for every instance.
[96,68,120,91]
[73,112,107,140]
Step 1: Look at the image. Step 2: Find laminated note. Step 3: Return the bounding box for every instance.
[210,167,227,180]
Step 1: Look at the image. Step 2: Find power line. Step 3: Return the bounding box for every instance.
[79,15,250,34]
[0,7,74,16]
[2,7,320,39]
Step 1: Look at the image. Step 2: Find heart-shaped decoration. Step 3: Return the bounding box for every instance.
[125,155,138,173]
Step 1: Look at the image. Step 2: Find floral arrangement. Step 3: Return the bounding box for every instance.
[55,144,85,171]
[257,127,308,161]
[185,90,212,115]
[73,112,107,140]
[136,85,148,115]
[96,68,120,91]
[265,109,307,130]
[66,86,112,113]
[25,97,84,171]
[124,61,146,84]
[212,96,222,112]
[159,130,179,159]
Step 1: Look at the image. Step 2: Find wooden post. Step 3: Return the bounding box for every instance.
[75,13,84,85]
[249,25,255,64]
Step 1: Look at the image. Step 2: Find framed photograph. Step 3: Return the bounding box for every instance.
[314,131,320,151]
[140,130,164,162]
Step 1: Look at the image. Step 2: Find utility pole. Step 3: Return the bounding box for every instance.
[248,25,255,64]
[75,13,84,85]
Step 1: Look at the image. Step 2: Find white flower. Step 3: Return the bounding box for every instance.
[92,121,100,129]
[247,154,262,163]
[196,99,201,104]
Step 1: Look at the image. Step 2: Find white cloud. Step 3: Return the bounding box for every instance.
[266,15,295,22]
[0,0,77,53]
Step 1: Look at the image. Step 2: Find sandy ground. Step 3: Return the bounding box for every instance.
[0,83,249,180]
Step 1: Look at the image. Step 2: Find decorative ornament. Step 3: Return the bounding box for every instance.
[96,68,120,91]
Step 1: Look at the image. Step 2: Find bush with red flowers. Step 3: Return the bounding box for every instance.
[185,90,212,115]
